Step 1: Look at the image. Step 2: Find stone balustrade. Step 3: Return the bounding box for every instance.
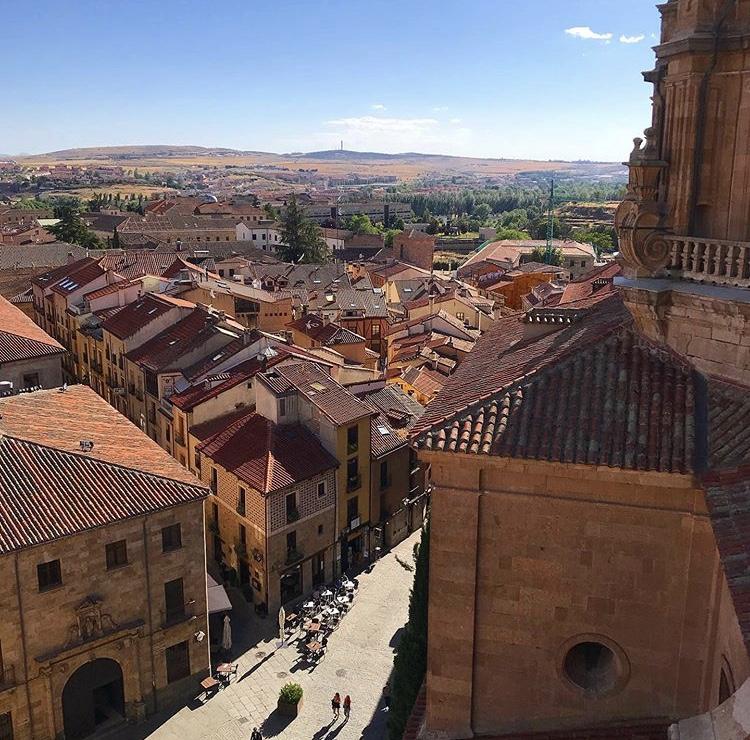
[667,235,750,287]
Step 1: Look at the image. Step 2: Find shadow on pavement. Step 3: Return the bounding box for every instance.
[260,708,295,737]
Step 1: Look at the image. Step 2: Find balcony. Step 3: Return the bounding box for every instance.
[286,507,300,524]
[175,433,185,446]
[347,473,361,492]
[286,548,304,565]
[0,666,16,692]
[161,602,194,628]
[667,235,750,287]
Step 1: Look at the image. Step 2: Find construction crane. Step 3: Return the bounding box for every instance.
[544,178,556,264]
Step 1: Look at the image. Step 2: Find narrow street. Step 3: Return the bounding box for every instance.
[126,529,420,740]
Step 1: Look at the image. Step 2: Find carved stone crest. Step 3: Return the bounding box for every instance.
[66,596,120,647]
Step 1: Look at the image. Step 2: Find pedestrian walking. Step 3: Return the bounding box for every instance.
[383,682,391,710]
[332,692,341,719]
[343,695,351,720]
[251,728,262,740]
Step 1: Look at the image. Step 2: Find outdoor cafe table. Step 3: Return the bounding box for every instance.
[306,622,322,633]
[306,641,322,653]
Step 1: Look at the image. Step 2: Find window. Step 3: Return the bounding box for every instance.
[37,559,62,591]
[165,426,171,443]
[161,523,182,552]
[210,467,218,493]
[165,641,190,684]
[347,496,359,525]
[286,492,298,523]
[347,425,359,454]
[317,481,326,498]
[105,539,128,569]
[238,524,247,553]
[318,524,324,535]
[0,712,12,740]
[380,460,390,490]
[286,530,297,555]
[164,578,185,623]
[194,450,201,470]
[237,487,246,516]
[372,324,381,337]
[563,641,620,696]
[279,397,287,417]
[22,372,39,389]
[347,457,360,491]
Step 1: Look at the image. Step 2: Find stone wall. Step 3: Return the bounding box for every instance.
[421,451,750,739]
[0,501,208,740]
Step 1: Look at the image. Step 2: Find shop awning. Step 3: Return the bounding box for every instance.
[207,573,232,614]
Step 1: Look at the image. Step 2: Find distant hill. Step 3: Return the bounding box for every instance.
[13,145,627,182]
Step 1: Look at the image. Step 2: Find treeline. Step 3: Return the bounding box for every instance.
[396,182,625,221]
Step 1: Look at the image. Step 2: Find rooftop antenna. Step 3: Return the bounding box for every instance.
[544,178,555,265]
[340,140,344,151]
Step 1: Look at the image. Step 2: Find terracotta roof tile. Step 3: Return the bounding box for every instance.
[0,295,64,364]
[102,292,193,340]
[703,467,750,653]
[287,314,365,346]
[261,361,374,425]
[0,385,200,485]
[560,262,622,304]
[197,411,337,494]
[0,435,206,554]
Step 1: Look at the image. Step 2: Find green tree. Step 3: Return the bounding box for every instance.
[278,195,330,263]
[530,246,564,266]
[473,202,492,222]
[571,227,615,258]
[346,213,380,235]
[384,228,400,248]
[263,203,278,220]
[494,227,531,241]
[49,205,101,249]
[388,522,430,740]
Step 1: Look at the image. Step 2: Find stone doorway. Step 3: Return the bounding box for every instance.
[62,658,125,739]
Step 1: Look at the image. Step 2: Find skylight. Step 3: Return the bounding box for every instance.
[377,425,390,436]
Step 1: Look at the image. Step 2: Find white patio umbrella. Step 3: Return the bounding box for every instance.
[221,614,232,652]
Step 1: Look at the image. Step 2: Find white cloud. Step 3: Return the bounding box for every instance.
[371,103,386,110]
[620,34,645,44]
[565,26,613,41]
[449,118,462,125]
[432,106,449,112]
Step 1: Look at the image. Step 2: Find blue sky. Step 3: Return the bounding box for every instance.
[2,0,661,161]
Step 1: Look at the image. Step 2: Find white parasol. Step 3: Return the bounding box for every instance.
[221,614,232,652]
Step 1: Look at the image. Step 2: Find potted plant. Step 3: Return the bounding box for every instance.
[278,682,303,717]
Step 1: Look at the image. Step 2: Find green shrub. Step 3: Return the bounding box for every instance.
[279,682,303,704]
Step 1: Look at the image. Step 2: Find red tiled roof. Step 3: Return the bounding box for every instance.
[31,257,99,289]
[412,294,632,438]
[413,296,750,475]
[170,353,282,412]
[261,361,374,425]
[703,466,750,654]
[83,278,132,301]
[287,314,365,346]
[197,411,337,494]
[0,385,200,485]
[0,295,64,364]
[98,250,187,280]
[126,308,241,373]
[560,262,622,304]
[402,366,447,398]
[0,435,206,554]
[49,260,106,296]
[102,292,193,340]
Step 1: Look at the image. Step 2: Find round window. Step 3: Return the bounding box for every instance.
[563,641,618,695]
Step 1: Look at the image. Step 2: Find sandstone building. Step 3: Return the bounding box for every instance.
[0,386,209,740]
[411,1,750,738]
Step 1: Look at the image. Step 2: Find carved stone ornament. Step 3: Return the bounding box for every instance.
[65,596,120,647]
[616,128,670,276]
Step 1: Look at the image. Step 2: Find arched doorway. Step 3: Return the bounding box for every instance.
[62,658,125,739]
